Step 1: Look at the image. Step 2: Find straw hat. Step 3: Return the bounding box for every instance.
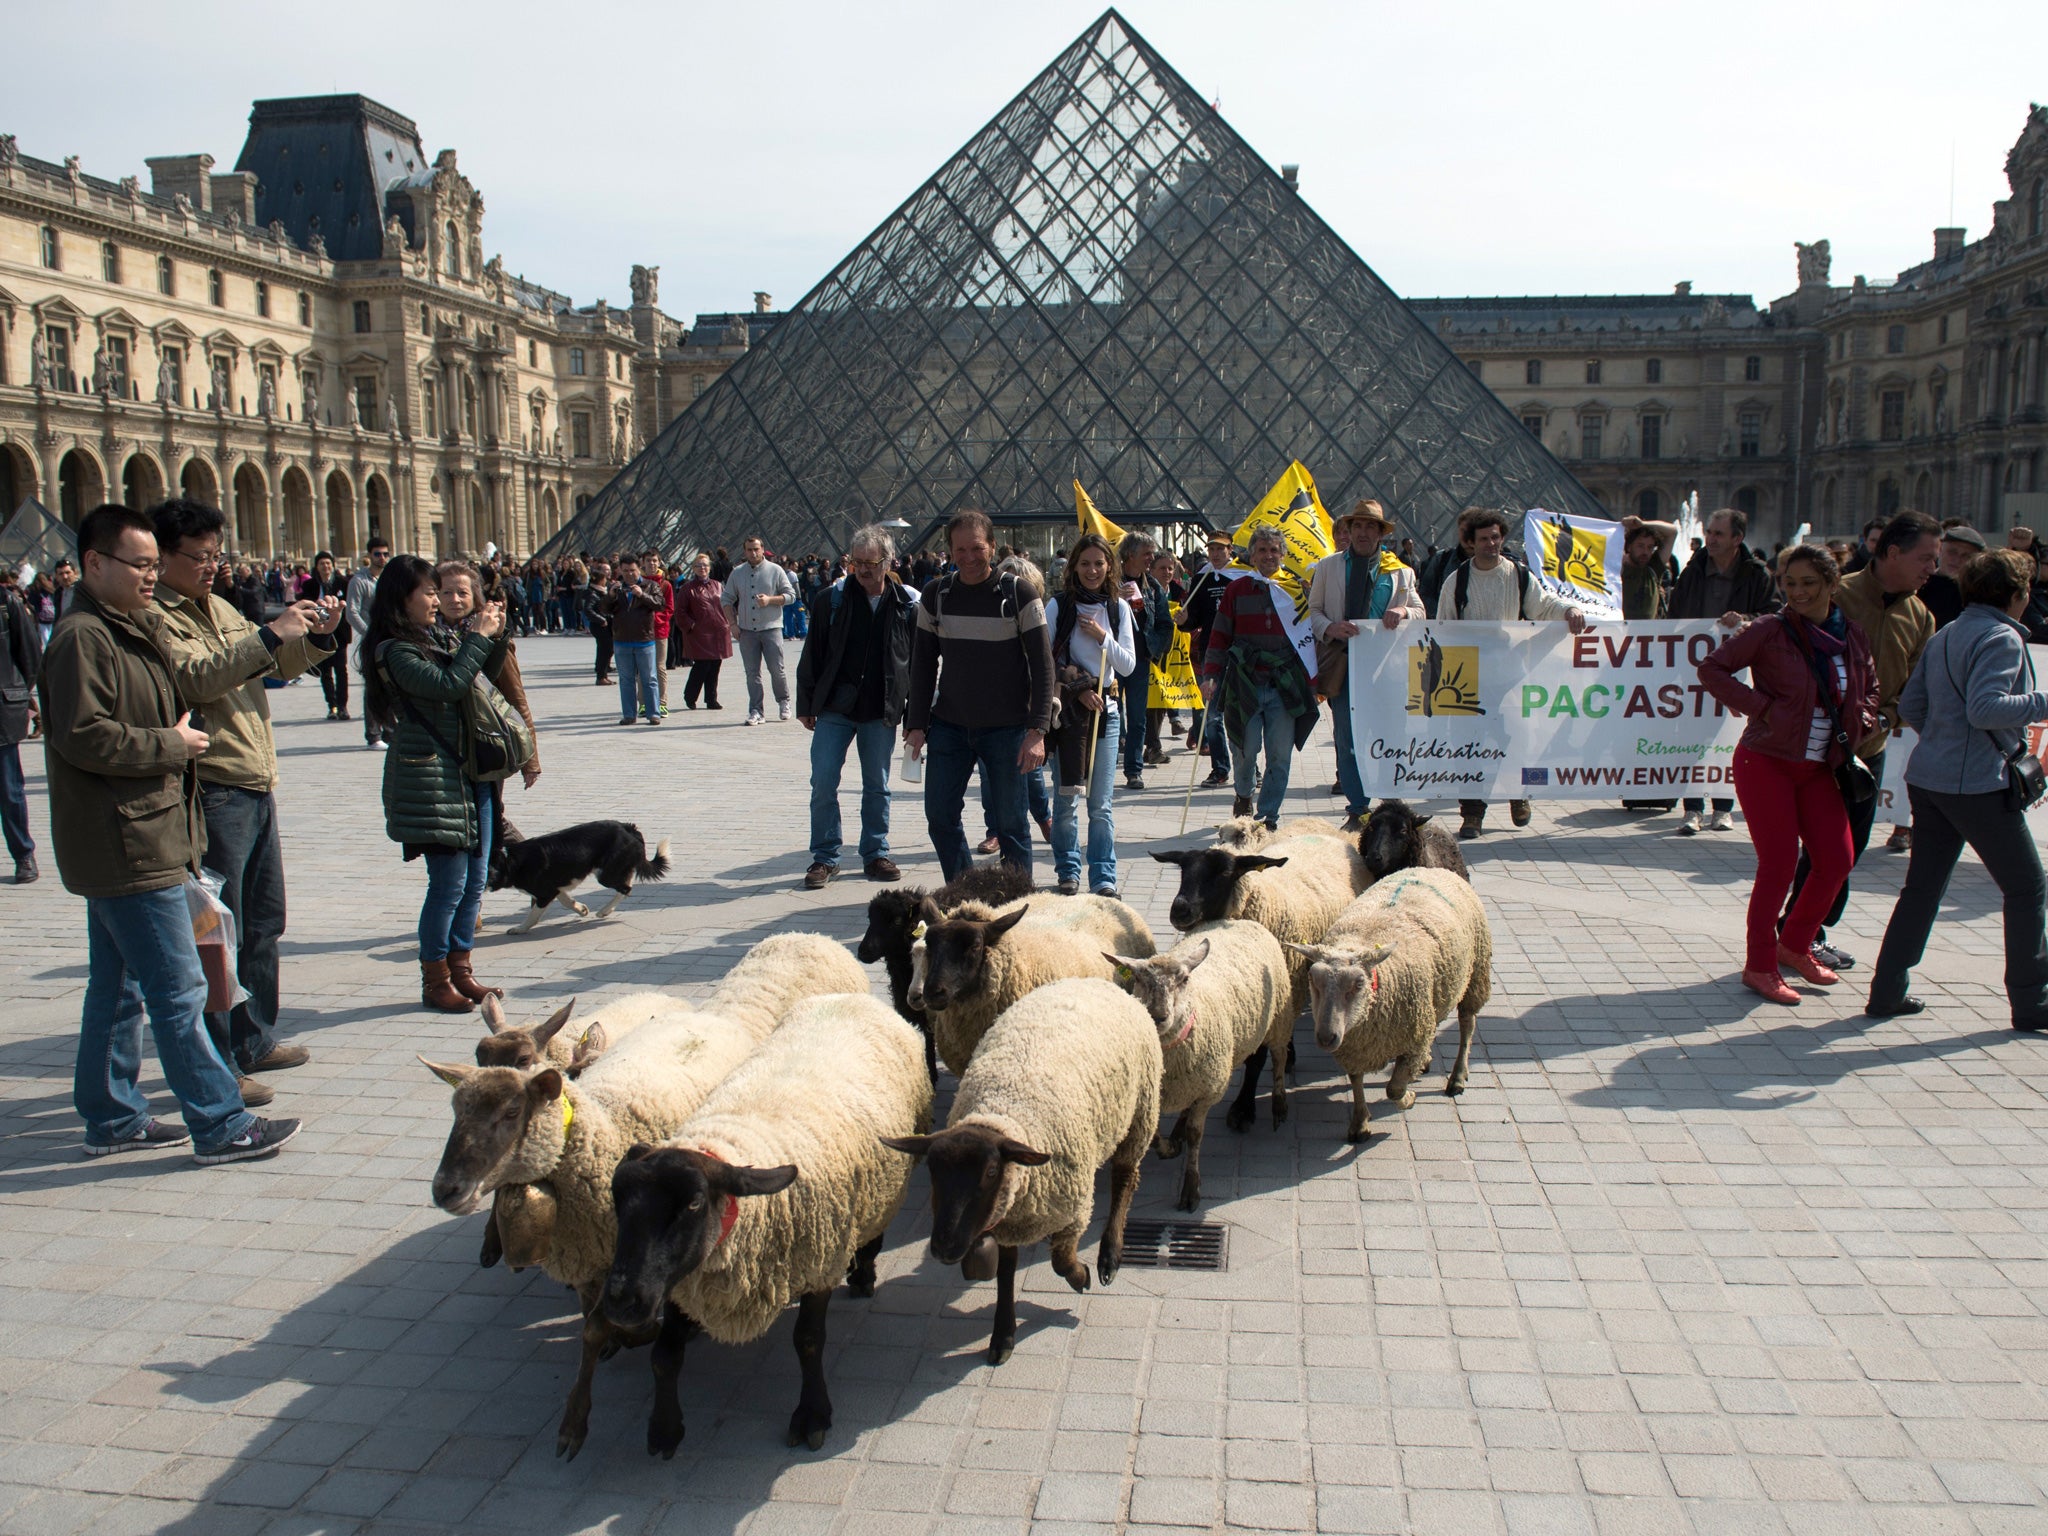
[1335,499,1395,534]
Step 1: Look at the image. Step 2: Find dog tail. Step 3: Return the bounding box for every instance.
[637,838,672,883]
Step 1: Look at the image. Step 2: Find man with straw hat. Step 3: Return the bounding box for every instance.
[1307,499,1425,830]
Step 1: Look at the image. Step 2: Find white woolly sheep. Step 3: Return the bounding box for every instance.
[884,976,1162,1364]
[699,931,872,1042]
[1152,832,1371,1125]
[1105,918,1290,1210]
[1290,865,1491,1143]
[909,893,1155,1076]
[601,994,932,1455]
[1214,814,1349,851]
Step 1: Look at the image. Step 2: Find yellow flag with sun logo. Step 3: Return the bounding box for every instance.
[1233,462,1332,621]
[1523,508,1624,619]
[1074,480,1125,546]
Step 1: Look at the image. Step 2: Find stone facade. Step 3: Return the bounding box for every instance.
[0,96,676,561]
[1410,105,2048,546]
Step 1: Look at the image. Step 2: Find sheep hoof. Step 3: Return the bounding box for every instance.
[786,1406,832,1451]
[1174,1187,1200,1214]
[988,1337,1014,1366]
[1446,1078,1468,1097]
[1060,1263,1093,1295]
[1344,1124,1370,1144]
[845,1273,876,1299]
[555,1426,586,1461]
[596,1339,623,1363]
[647,1417,684,1460]
[1391,1089,1416,1110]
[1270,1099,1289,1127]
[1223,1105,1253,1134]
[1152,1136,1183,1161]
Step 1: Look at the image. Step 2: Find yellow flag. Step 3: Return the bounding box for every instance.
[1232,461,1332,622]
[1074,480,1125,547]
[1149,605,1204,710]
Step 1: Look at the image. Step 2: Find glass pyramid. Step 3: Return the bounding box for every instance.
[547,8,1602,561]
[0,499,79,578]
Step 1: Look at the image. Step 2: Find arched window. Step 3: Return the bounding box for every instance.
[39,226,59,269]
[101,241,120,283]
[157,255,174,295]
[445,221,462,278]
[208,269,224,306]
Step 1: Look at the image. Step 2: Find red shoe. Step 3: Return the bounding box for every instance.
[1776,945,1840,987]
[1743,969,1802,1006]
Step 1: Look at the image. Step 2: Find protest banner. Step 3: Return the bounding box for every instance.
[1149,608,1204,710]
[1347,619,1744,799]
[1523,507,1623,619]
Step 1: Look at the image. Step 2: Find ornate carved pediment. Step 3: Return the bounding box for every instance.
[95,307,145,336]
[1795,239,1831,286]
[150,317,197,346]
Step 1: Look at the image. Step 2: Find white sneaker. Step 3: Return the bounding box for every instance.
[1678,813,1702,836]
[1709,810,1735,831]
[745,713,763,727]
[779,703,792,721]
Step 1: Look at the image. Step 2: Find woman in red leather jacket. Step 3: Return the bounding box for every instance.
[1699,544,1880,1005]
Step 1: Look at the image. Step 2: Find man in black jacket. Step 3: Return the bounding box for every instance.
[1178,528,1239,787]
[1669,506,1779,833]
[796,524,918,888]
[0,577,42,882]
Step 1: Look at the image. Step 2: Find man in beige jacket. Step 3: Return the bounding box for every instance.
[1306,500,1425,830]
[152,498,341,1102]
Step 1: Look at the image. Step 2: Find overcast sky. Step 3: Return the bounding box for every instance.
[11,0,2042,323]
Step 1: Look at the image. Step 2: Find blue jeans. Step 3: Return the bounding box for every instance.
[981,762,1050,835]
[1330,697,1369,819]
[199,786,284,1071]
[0,741,31,859]
[1122,670,1147,777]
[925,717,1031,882]
[616,640,659,721]
[419,786,491,961]
[1202,707,1231,780]
[1232,683,1296,825]
[810,712,894,867]
[1053,708,1121,891]
[76,886,251,1151]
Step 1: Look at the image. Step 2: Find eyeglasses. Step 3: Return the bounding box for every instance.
[170,547,222,570]
[848,558,886,572]
[97,553,163,577]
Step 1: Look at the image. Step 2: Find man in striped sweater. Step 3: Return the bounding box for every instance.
[904,510,1055,880]
[1201,526,1320,828]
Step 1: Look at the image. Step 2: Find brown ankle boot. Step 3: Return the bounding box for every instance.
[446,949,503,1002]
[421,958,474,1013]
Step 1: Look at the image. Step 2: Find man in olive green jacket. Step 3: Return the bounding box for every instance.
[40,505,298,1165]
[153,498,342,1095]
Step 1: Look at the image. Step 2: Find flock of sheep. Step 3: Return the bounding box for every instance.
[417,801,1493,1463]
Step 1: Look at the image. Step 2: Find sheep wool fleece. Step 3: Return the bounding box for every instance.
[1155,921,1291,1118]
[668,994,933,1345]
[1323,866,1492,1079]
[519,1010,769,1290]
[951,978,1163,1249]
[702,932,871,1042]
[1227,833,1372,1020]
[537,991,691,1072]
[931,894,1157,1077]
[1214,815,1349,852]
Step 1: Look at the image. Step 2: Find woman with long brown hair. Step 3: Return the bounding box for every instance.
[1699,544,1879,1005]
[1045,532,1136,896]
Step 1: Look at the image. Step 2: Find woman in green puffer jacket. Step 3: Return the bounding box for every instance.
[359,555,507,1013]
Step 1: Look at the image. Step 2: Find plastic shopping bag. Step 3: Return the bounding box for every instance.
[183,871,249,1014]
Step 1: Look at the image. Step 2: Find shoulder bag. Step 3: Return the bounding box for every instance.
[382,643,534,784]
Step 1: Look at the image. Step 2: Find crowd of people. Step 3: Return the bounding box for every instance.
[7,488,2048,1169]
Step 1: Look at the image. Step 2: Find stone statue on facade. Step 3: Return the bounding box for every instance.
[119,175,140,200]
[1795,240,1831,287]
[726,316,750,349]
[210,360,228,411]
[157,353,174,404]
[630,265,660,307]
[1619,427,1632,457]
[91,344,111,395]
[1719,428,1732,456]
[385,399,399,435]
[30,330,49,389]
[308,232,327,260]
[0,135,17,169]
[303,373,320,421]
[63,155,83,187]
[258,372,277,418]
[383,215,407,261]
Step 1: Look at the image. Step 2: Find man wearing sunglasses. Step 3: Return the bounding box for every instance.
[794,526,917,888]
[39,504,317,1165]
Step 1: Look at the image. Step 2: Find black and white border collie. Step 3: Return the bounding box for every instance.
[489,819,671,932]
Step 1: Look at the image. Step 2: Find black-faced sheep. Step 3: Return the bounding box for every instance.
[855,863,1034,1077]
[602,994,930,1456]
[908,893,1155,1076]
[1151,832,1370,1128]
[883,977,1161,1365]
[1106,919,1291,1210]
[1291,866,1491,1143]
[1357,799,1469,882]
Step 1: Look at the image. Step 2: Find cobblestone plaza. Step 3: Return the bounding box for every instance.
[3,640,2047,1536]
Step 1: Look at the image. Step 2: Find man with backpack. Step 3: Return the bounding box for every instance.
[1435,507,1588,839]
[904,509,1054,881]
[795,525,917,889]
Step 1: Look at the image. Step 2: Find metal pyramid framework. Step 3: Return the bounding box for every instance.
[547,9,1602,560]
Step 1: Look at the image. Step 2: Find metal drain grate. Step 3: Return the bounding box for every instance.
[1117,1219,1228,1271]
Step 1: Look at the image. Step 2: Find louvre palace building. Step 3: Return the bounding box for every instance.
[3,42,2046,562]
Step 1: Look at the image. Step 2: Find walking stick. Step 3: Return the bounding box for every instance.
[1079,644,1113,788]
[1178,707,1205,836]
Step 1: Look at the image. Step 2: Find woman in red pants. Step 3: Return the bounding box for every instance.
[1698,544,1879,1005]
